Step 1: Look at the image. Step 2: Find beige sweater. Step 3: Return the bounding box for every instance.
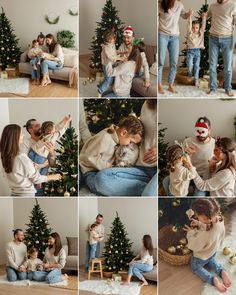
[80,124,119,173]
[4,153,48,196]
[187,219,225,260]
[50,44,64,66]
[208,1,236,37]
[6,241,27,270]
[187,16,206,49]
[158,0,187,36]
[101,43,118,66]
[183,137,215,180]
[43,247,66,270]
[136,101,157,167]
[169,163,197,196]
[28,47,43,59]
[86,223,105,242]
[23,258,43,271]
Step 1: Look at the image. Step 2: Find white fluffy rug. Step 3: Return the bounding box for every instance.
[158,85,236,98]
[79,280,141,295]
[0,275,68,287]
[201,210,236,295]
[0,78,29,95]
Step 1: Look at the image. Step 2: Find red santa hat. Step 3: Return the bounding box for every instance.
[195,119,209,138]
[124,26,134,37]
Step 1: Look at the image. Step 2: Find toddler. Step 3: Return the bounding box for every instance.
[89,224,100,262]
[186,12,207,86]
[184,199,231,293]
[28,115,71,175]
[163,144,197,196]
[21,248,43,280]
[98,30,126,97]
[80,115,144,195]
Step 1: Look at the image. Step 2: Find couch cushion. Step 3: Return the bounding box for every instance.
[20,50,29,63]
[66,237,78,256]
[64,54,78,67]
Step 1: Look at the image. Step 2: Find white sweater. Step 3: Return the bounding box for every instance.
[43,247,66,270]
[4,153,48,196]
[6,241,27,270]
[136,249,153,266]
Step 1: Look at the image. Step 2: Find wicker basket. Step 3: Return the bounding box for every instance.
[175,68,194,85]
[158,225,192,266]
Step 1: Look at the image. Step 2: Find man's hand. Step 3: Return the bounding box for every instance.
[18,265,26,272]
[143,148,157,164]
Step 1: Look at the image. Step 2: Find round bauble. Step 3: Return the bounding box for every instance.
[182,247,191,255]
[172,226,178,232]
[179,238,187,245]
[223,247,231,256]
[229,255,236,265]
[167,246,176,254]
[64,191,70,197]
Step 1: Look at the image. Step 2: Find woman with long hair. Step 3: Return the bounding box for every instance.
[104,45,142,97]
[0,124,61,196]
[122,235,154,287]
[40,34,64,87]
[158,0,191,94]
[32,232,68,284]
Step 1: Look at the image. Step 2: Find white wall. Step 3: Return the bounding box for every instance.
[159,99,236,144]
[1,0,78,51]
[79,198,157,265]
[0,198,14,265]
[79,0,157,54]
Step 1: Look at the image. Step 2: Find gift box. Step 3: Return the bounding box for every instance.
[199,78,209,89]
[112,274,122,282]
[6,67,17,78]
[0,71,8,79]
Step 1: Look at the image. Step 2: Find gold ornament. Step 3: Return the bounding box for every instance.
[57,187,64,194]
[182,247,191,255]
[83,80,87,86]
[179,238,187,245]
[172,225,178,232]
[176,245,183,250]
[167,246,176,254]
[229,255,236,265]
[64,191,70,197]
[223,247,232,256]
[186,209,194,220]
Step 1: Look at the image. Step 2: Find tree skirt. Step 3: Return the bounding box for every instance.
[158,85,236,98]
[79,280,141,295]
[201,210,236,295]
[0,275,68,287]
[0,78,29,95]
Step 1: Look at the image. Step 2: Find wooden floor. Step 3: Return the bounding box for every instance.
[79,266,158,295]
[159,202,236,295]
[79,54,92,79]
[0,79,78,98]
[0,266,78,295]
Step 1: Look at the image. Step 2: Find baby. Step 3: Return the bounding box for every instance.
[186,12,207,86]
[21,248,43,280]
[28,115,71,175]
[89,223,100,261]
[163,144,197,196]
[98,30,126,97]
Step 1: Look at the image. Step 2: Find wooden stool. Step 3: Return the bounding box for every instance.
[88,258,103,280]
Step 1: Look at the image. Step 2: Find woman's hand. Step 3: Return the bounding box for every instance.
[143,80,151,88]
[190,218,199,228]
[143,148,157,164]
[43,263,50,269]
[183,224,192,232]
[18,265,26,272]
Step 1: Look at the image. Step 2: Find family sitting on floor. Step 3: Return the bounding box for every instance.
[163,116,236,197]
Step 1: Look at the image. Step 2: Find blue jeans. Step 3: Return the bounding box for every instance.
[6,267,27,282]
[128,262,153,280]
[98,65,114,95]
[28,148,48,175]
[33,269,62,284]
[30,58,41,79]
[90,243,97,260]
[162,176,206,197]
[83,167,157,196]
[191,254,223,286]
[40,60,63,75]
[186,48,201,81]
[209,35,233,92]
[158,33,179,84]
[84,241,101,272]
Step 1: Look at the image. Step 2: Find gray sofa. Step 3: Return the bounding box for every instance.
[19,47,78,82]
[143,248,157,282]
[132,45,157,97]
[63,237,78,271]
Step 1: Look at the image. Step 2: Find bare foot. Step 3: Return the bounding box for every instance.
[213,277,227,293]
[158,84,165,94]
[168,85,177,94]
[41,79,47,87]
[226,91,234,97]
[187,76,194,82]
[62,274,69,281]
[195,80,200,87]
[207,90,215,95]
[141,280,148,287]
[221,270,231,288]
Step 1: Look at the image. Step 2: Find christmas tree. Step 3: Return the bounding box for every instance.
[89,0,124,70]
[180,1,223,76]
[0,7,21,69]
[84,99,145,134]
[44,124,78,197]
[24,199,52,260]
[103,212,133,272]
[158,123,169,179]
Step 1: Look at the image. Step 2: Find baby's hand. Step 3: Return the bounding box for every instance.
[201,12,207,18]
[190,218,199,228]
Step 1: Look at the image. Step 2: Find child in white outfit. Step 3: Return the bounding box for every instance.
[21,248,43,280]
[89,224,100,262]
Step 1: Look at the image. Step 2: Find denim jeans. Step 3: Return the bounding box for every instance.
[191,254,223,286]
[186,48,201,81]
[162,176,206,197]
[28,148,48,175]
[158,33,179,84]
[30,58,41,79]
[32,269,62,284]
[90,243,97,260]
[209,35,233,92]
[27,271,34,280]
[84,167,157,196]
[40,60,63,75]
[128,262,153,280]
[98,65,114,95]
[84,241,101,272]
[6,267,27,282]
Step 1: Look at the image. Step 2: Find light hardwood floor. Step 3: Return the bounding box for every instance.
[0,266,78,295]
[79,54,92,79]
[159,202,236,295]
[79,266,157,295]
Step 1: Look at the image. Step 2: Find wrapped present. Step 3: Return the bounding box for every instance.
[199,78,209,89]
[0,71,8,79]
[112,274,122,282]
[6,67,17,78]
